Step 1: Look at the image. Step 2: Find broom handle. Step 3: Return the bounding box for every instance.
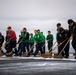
[59,38,70,56]
[42,39,54,49]
[50,38,68,53]
[18,40,22,44]
[42,41,48,48]
[28,44,35,53]
[49,41,57,52]
[42,44,45,48]
[42,40,56,49]
[13,40,23,50]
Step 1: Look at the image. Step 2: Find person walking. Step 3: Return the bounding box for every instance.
[67,19,76,58]
[46,31,54,52]
[56,23,62,55]
[6,26,17,56]
[19,28,29,56]
[29,33,34,54]
[57,27,70,58]
[34,30,44,56]
[0,32,4,56]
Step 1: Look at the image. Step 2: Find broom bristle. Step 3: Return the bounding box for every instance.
[37,51,41,55]
[23,52,28,57]
[53,54,63,58]
[0,52,3,56]
[6,51,13,57]
[42,52,52,58]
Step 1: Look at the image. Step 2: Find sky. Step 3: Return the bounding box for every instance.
[0,0,76,40]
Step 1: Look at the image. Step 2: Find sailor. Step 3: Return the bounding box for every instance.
[41,32,45,54]
[29,33,34,54]
[56,23,62,54]
[37,29,45,54]
[46,31,54,52]
[67,19,76,58]
[0,32,4,56]
[5,30,10,52]
[57,27,71,58]
[17,34,22,56]
[6,26,17,56]
[34,30,44,56]
[20,28,29,56]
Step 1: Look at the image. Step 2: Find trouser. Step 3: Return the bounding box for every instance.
[64,41,70,57]
[0,44,3,53]
[17,43,22,53]
[57,42,60,55]
[5,42,10,53]
[14,47,18,55]
[0,43,2,51]
[34,43,43,56]
[5,44,8,51]
[72,39,76,52]
[58,45,61,55]
[19,42,29,55]
[29,43,34,53]
[7,40,17,53]
[0,46,4,55]
[0,43,2,47]
[58,40,70,57]
[58,42,65,57]
[42,42,45,54]
[48,41,53,52]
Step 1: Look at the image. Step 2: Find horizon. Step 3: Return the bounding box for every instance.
[0,0,76,41]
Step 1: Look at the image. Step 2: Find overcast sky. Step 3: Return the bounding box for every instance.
[0,0,76,39]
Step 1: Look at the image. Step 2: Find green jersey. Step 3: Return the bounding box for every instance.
[46,34,54,41]
[34,33,45,43]
[21,32,29,43]
[29,36,34,44]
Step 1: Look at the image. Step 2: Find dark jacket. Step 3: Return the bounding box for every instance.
[57,30,71,43]
[0,35,4,46]
[46,34,54,41]
[69,22,76,40]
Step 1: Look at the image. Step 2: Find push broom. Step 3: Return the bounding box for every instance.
[42,38,68,58]
[23,44,35,57]
[53,38,70,59]
[42,41,57,58]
